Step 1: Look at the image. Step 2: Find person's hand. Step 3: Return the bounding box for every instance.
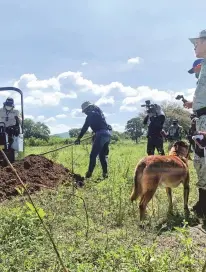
[197,131,206,137]
[160,130,167,137]
[192,134,204,141]
[183,101,193,109]
[74,138,80,145]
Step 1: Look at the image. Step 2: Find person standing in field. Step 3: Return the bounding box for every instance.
[184,30,206,217]
[143,103,165,156]
[167,119,183,149]
[75,101,112,179]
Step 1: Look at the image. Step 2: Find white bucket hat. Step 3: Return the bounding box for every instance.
[189,29,206,45]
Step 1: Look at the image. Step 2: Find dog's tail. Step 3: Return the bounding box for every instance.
[130,161,146,201]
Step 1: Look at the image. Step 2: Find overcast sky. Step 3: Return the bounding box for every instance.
[0,0,205,134]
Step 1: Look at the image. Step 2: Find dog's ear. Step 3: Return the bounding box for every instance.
[173,142,179,151]
[174,141,188,150]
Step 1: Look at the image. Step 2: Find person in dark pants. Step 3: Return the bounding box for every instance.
[143,104,165,155]
[91,131,109,165]
[167,119,183,151]
[75,101,112,179]
[186,56,206,217]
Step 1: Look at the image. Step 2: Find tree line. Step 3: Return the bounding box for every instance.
[23,102,191,144]
[125,102,191,143]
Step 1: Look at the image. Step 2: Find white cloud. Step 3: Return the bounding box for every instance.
[13,73,78,107]
[24,91,76,107]
[184,88,195,101]
[14,74,60,91]
[187,88,195,94]
[111,123,125,132]
[25,114,34,120]
[44,117,56,123]
[24,96,42,105]
[62,106,69,112]
[57,71,112,96]
[13,71,194,109]
[66,91,77,99]
[104,112,115,117]
[0,91,11,97]
[11,70,196,134]
[37,115,45,121]
[120,105,137,112]
[96,96,115,106]
[71,108,84,118]
[81,62,88,66]
[127,57,142,64]
[13,71,154,105]
[15,104,21,111]
[49,124,71,135]
[56,114,67,119]
[122,86,173,106]
[14,74,37,90]
[27,77,60,91]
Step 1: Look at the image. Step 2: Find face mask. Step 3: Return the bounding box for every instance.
[5,106,12,111]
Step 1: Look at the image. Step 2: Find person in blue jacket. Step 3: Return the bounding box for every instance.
[75,101,112,179]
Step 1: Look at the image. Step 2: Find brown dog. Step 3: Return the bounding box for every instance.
[130,141,190,221]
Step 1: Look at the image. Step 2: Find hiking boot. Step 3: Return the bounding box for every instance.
[102,172,108,179]
[85,171,92,178]
[76,180,85,188]
[193,188,206,217]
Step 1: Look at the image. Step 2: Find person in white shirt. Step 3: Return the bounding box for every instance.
[184,29,206,217]
[0,97,21,128]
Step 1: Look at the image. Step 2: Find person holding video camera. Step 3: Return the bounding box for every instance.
[142,101,165,156]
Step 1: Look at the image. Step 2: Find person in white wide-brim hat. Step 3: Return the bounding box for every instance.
[184,29,206,217]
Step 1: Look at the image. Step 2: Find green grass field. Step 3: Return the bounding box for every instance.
[1,141,206,272]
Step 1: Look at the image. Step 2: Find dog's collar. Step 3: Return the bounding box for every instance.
[177,155,188,166]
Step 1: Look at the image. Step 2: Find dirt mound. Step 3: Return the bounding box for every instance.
[0,155,84,202]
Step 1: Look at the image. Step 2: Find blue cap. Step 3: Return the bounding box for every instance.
[188,59,204,74]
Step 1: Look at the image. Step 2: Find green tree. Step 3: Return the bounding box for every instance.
[24,119,35,139]
[33,122,50,141]
[125,117,144,143]
[161,102,191,135]
[24,119,50,141]
[111,132,120,142]
[69,128,81,138]
[69,128,92,138]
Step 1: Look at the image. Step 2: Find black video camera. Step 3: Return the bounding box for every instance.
[175,95,188,104]
[141,100,156,114]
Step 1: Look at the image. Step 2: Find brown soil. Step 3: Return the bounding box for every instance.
[0,155,84,202]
